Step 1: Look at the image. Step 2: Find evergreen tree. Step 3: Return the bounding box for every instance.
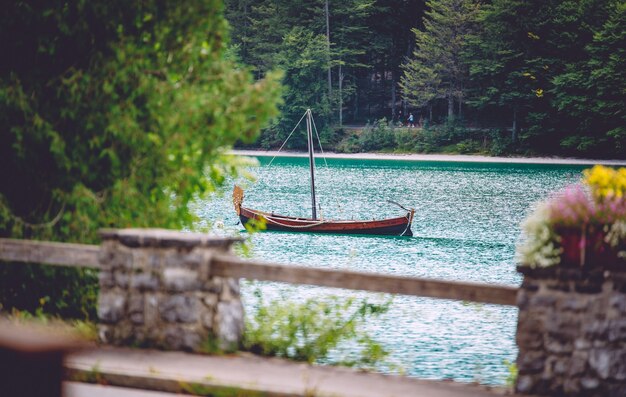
[466,0,539,141]
[552,0,626,154]
[400,0,479,122]
[328,0,375,125]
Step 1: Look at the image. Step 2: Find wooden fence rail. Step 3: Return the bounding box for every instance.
[0,238,518,306]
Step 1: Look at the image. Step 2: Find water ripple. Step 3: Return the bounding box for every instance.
[195,156,588,385]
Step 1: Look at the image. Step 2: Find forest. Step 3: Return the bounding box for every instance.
[225,0,625,158]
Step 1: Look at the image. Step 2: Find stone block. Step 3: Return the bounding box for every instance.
[165,253,186,268]
[162,267,199,292]
[589,349,611,379]
[546,280,571,292]
[112,251,133,269]
[553,359,567,375]
[609,294,626,313]
[160,325,203,351]
[130,273,159,291]
[614,351,626,381]
[583,320,609,339]
[130,312,144,325]
[160,295,199,323]
[227,278,241,297]
[529,294,557,307]
[149,253,162,269]
[131,250,150,270]
[98,293,126,324]
[560,296,589,312]
[563,377,581,394]
[567,352,588,377]
[546,338,573,354]
[203,278,223,294]
[202,311,214,330]
[98,271,115,289]
[98,324,114,344]
[580,376,600,390]
[97,248,114,269]
[127,294,144,325]
[202,294,218,308]
[216,300,244,348]
[574,338,591,350]
[575,280,603,294]
[607,319,626,342]
[114,272,130,288]
[521,279,540,292]
[515,375,535,394]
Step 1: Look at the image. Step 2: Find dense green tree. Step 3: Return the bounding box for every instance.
[226,0,424,127]
[364,0,424,121]
[551,0,626,154]
[327,0,374,125]
[466,0,539,141]
[467,0,624,155]
[260,28,331,148]
[222,0,624,157]
[0,0,281,317]
[400,0,479,122]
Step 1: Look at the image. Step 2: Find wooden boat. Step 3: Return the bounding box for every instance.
[232,109,415,237]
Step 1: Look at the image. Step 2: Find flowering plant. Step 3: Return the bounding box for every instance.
[518,165,626,268]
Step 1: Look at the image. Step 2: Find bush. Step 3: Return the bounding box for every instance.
[0,1,281,319]
[394,128,421,151]
[359,118,396,151]
[488,130,514,156]
[244,291,393,369]
[455,139,482,154]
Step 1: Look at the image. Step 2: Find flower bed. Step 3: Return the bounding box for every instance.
[518,165,626,269]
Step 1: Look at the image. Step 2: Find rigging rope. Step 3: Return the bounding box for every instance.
[266,110,309,168]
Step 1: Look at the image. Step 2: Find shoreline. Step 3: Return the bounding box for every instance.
[231,149,626,166]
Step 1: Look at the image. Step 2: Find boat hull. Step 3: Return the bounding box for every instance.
[239,207,413,237]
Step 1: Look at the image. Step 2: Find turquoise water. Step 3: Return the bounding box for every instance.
[196,156,587,385]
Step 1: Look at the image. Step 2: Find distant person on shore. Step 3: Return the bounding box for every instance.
[407,112,415,128]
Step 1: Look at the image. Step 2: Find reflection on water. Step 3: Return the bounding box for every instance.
[194,156,588,384]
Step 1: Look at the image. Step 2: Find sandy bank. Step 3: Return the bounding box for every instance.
[231,149,626,166]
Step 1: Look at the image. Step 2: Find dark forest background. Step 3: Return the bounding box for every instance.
[225,0,625,158]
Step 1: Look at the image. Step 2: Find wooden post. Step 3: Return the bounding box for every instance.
[0,321,84,397]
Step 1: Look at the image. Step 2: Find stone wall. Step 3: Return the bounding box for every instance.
[97,229,244,352]
[516,266,626,396]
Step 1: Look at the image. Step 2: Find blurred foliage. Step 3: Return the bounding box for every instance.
[244,290,394,370]
[0,1,282,318]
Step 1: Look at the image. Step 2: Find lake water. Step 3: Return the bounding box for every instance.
[195,155,588,385]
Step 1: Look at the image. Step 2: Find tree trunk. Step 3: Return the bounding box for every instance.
[325,0,332,101]
[391,71,396,123]
[512,107,518,142]
[447,94,454,121]
[429,105,433,124]
[339,64,344,126]
[458,96,462,119]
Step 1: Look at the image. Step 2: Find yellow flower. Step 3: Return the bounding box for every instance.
[583,165,626,199]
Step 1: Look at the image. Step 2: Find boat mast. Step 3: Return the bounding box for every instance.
[306,109,317,220]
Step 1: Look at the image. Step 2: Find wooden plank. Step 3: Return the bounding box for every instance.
[65,347,513,397]
[212,254,518,306]
[0,238,100,269]
[0,237,519,306]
